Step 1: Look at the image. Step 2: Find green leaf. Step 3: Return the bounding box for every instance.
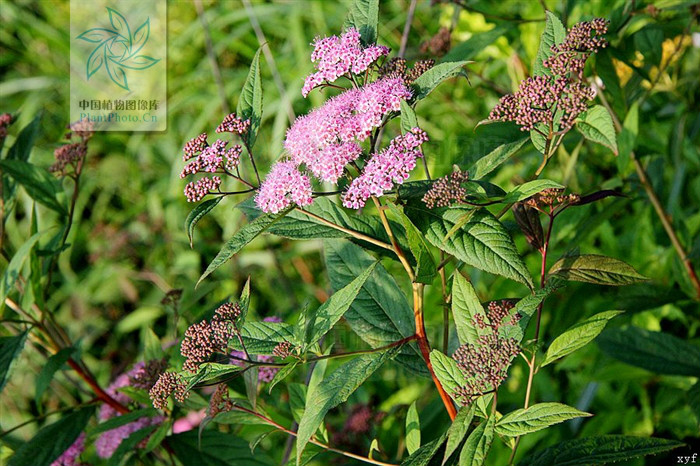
[234,320,296,354]
[498,286,557,344]
[343,0,379,45]
[268,359,299,393]
[143,419,172,454]
[324,239,425,374]
[689,381,700,427]
[400,100,419,134]
[6,114,41,161]
[197,207,292,286]
[503,180,564,204]
[185,197,222,248]
[35,347,74,404]
[548,254,646,286]
[296,347,399,463]
[430,349,467,401]
[496,403,591,437]
[0,160,66,214]
[443,405,476,465]
[617,102,638,175]
[1,231,45,312]
[441,27,506,63]
[238,277,251,323]
[8,407,94,466]
[518,435,684,466]
[533,11,566,76]
[107,425,159,466]
[597,326,700,376]
[306,262,377,348]
[0,331,28,393]
[237,48,263,148]
[190,363,245,387]
[402,432,448,466]
[412,61,469,101]
[542,311,623,366]
[406,401,421,455]
[575,106,618,155]
[466,123,528,179]
[459,416,495,466]
[388,204,436,284]
[451,273,488,346]
[171,430,273,466]
[405,206,534,289]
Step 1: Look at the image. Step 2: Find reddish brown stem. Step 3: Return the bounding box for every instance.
[413,283,457,420]
[67,359,128,414]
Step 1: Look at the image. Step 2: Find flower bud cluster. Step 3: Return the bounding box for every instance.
[422,169,470,208]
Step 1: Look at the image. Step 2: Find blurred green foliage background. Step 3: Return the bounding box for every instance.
[1,0,699,464]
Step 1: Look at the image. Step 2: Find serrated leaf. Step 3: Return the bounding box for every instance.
[296,347,399,463]
[170,430,273,466]
[533,11,566,76]
[548,254,646,286]
[575,106,618,154]
[268,359,298,393]
[35,347,75,404]
[412,61,469,101]
[459,416,495,466]
[518,435,684,466]
[503,180,564,204]
[324,239,425,374]
[0,160,66,214]
[597,326,700,376]
[1,231,45,311]
[430,350,466,401]
[8,407,94,466]
[197,207,292,286]
[451,273,488,346]
[405,206,534,289]
[343,0,379,45]
[192,363,245,387]
[237,49,263,148]
[0,331,28,393]
[443,405,476,464]
[306,262,377,348]
[406,401,421,455]
[400,101,418,134]
[498,285,557,344]
[496,403,591,437]
[185,197,222,248]
[234,321,296,354]
[542,311,623,366]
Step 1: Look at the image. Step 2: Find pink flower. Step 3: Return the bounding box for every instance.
[302,28,390,97]
[343,128,428,209]
[255,161,313,214]
[172,409,207,434]
[285,77,412,183]
[96,363,165,459]
[51,433,85,466]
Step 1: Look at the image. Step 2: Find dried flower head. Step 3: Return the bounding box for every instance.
[523,188,580,212]
[272,341,295,359]
[405,59,435,83]
[50,143,87,175]
[161,289,183,307]
[150,371,189,410]
[452,301,521,406]
[422,169,470,208]
[489,18,608,132]
[420,27,451,57]
[208,383,234,417]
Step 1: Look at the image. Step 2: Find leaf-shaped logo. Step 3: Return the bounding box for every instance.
[76,7,160,91]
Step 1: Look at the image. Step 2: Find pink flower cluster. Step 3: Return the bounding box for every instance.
[51,433,85,466]
[96,363,165,459]
[302,28,390,97]
[256,77,413,213]
[255,161,313,214]
[343,128,428,209]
